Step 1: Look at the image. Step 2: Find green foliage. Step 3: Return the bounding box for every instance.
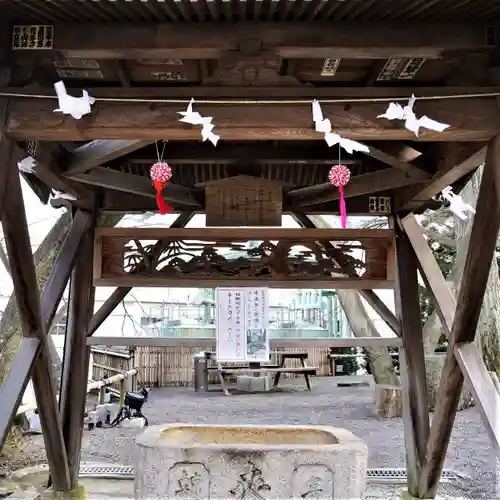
[329,347,361,376]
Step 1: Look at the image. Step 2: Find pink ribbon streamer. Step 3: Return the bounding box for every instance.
[339,185,347,229]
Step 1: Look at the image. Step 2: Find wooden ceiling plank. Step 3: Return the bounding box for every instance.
[6,98,499,142]
[64,139,153,176]
[31,22,489,60]
[67,166,201,207]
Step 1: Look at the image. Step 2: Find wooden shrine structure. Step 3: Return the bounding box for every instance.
[0,1,500,498]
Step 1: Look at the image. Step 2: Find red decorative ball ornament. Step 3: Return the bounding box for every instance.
[150,161,173,215]
[328,164,351,228]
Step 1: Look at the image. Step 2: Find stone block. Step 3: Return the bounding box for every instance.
[134,423,368,500]
[236,375,272,392]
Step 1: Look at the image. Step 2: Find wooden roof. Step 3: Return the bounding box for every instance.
[2,0,500,22]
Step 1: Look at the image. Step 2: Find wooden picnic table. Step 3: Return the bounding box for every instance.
[204,351,316,395]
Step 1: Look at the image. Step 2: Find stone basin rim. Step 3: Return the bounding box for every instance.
[136,423,367,451]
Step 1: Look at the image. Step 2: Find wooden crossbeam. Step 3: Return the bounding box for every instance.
[419,134,500,498]
[400,214,456,335]
[0,337,40,449]
[64,140,153,176]
[397,144,486,213]
[393,224,430,497]
[58,209,97,488]
[14,142,91,208]
[454,343,500,456]
[6,97,499,142]
[290,169,427,207]
[67,167,201,208]
[29,22,488,60]
[1,156,70,490]
[87,211,195,337]
[40,210,92,331]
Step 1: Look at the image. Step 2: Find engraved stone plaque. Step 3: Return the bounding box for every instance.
[291,464,334,499]
[167,462,210,499]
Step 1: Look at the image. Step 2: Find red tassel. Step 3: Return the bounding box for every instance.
[153,181,173,215]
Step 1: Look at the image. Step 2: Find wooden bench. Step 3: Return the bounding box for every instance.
[214,366,317,395]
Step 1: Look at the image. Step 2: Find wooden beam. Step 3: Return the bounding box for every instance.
[0,100,12,218]
[64,140,153,176]
[1,161,70,490]
[87,211,195,337]
[14,142,91,207]
[290,169,426,207]
[102,190,402,215]
[6,85,500,100]
[292,212,401,336]
[6,98,499,142]
[40,210,92,331]
[400,214,456,335]
[359,290,401,337]
[419,135,500,498]
[86,336,402,348]
[362,145,429,177]
[0,337,40,450]
[96,226,394,241]
[397,144,486,212]
[24,22,489,60]
[454,343,500,457]
[393,224,430,497]
[67,167,201,207]
[58,209,97,488]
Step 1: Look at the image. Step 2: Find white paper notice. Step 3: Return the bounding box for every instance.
[216,288,246,362]
[216,287,269,363]
[245,288,270,362]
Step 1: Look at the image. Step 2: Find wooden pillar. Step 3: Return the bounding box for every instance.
[419,135,500,498]
[58,208,96,489]
[1,146,70,490]
[393,221,430,497]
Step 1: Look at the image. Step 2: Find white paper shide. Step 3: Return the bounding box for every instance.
[377,94,449,136]
[441,186,476,220]
[53,80,95,120]
[216,287,269,362]
[178,98,220,146]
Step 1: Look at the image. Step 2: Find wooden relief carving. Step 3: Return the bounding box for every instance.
[291,464,334,499]
[93,228,396,289]
[167,462,210,499]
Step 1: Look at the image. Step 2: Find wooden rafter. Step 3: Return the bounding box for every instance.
[418,135,500,498]
[290,169,427,207]
[397,143,486,212]
[64,140,153,176]
[27,22,488,60]
[0,155,70,490]
[67,167,202,207]
[6,98,499,142]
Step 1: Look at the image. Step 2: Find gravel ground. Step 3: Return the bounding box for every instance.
[4,377,499,499]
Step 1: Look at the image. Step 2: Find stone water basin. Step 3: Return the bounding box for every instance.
[135,423,367,499]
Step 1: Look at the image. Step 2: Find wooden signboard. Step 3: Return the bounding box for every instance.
[199,175,285,227]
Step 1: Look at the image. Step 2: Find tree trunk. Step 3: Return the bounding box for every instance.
[337,292,399,385]
[307,215,399,385]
